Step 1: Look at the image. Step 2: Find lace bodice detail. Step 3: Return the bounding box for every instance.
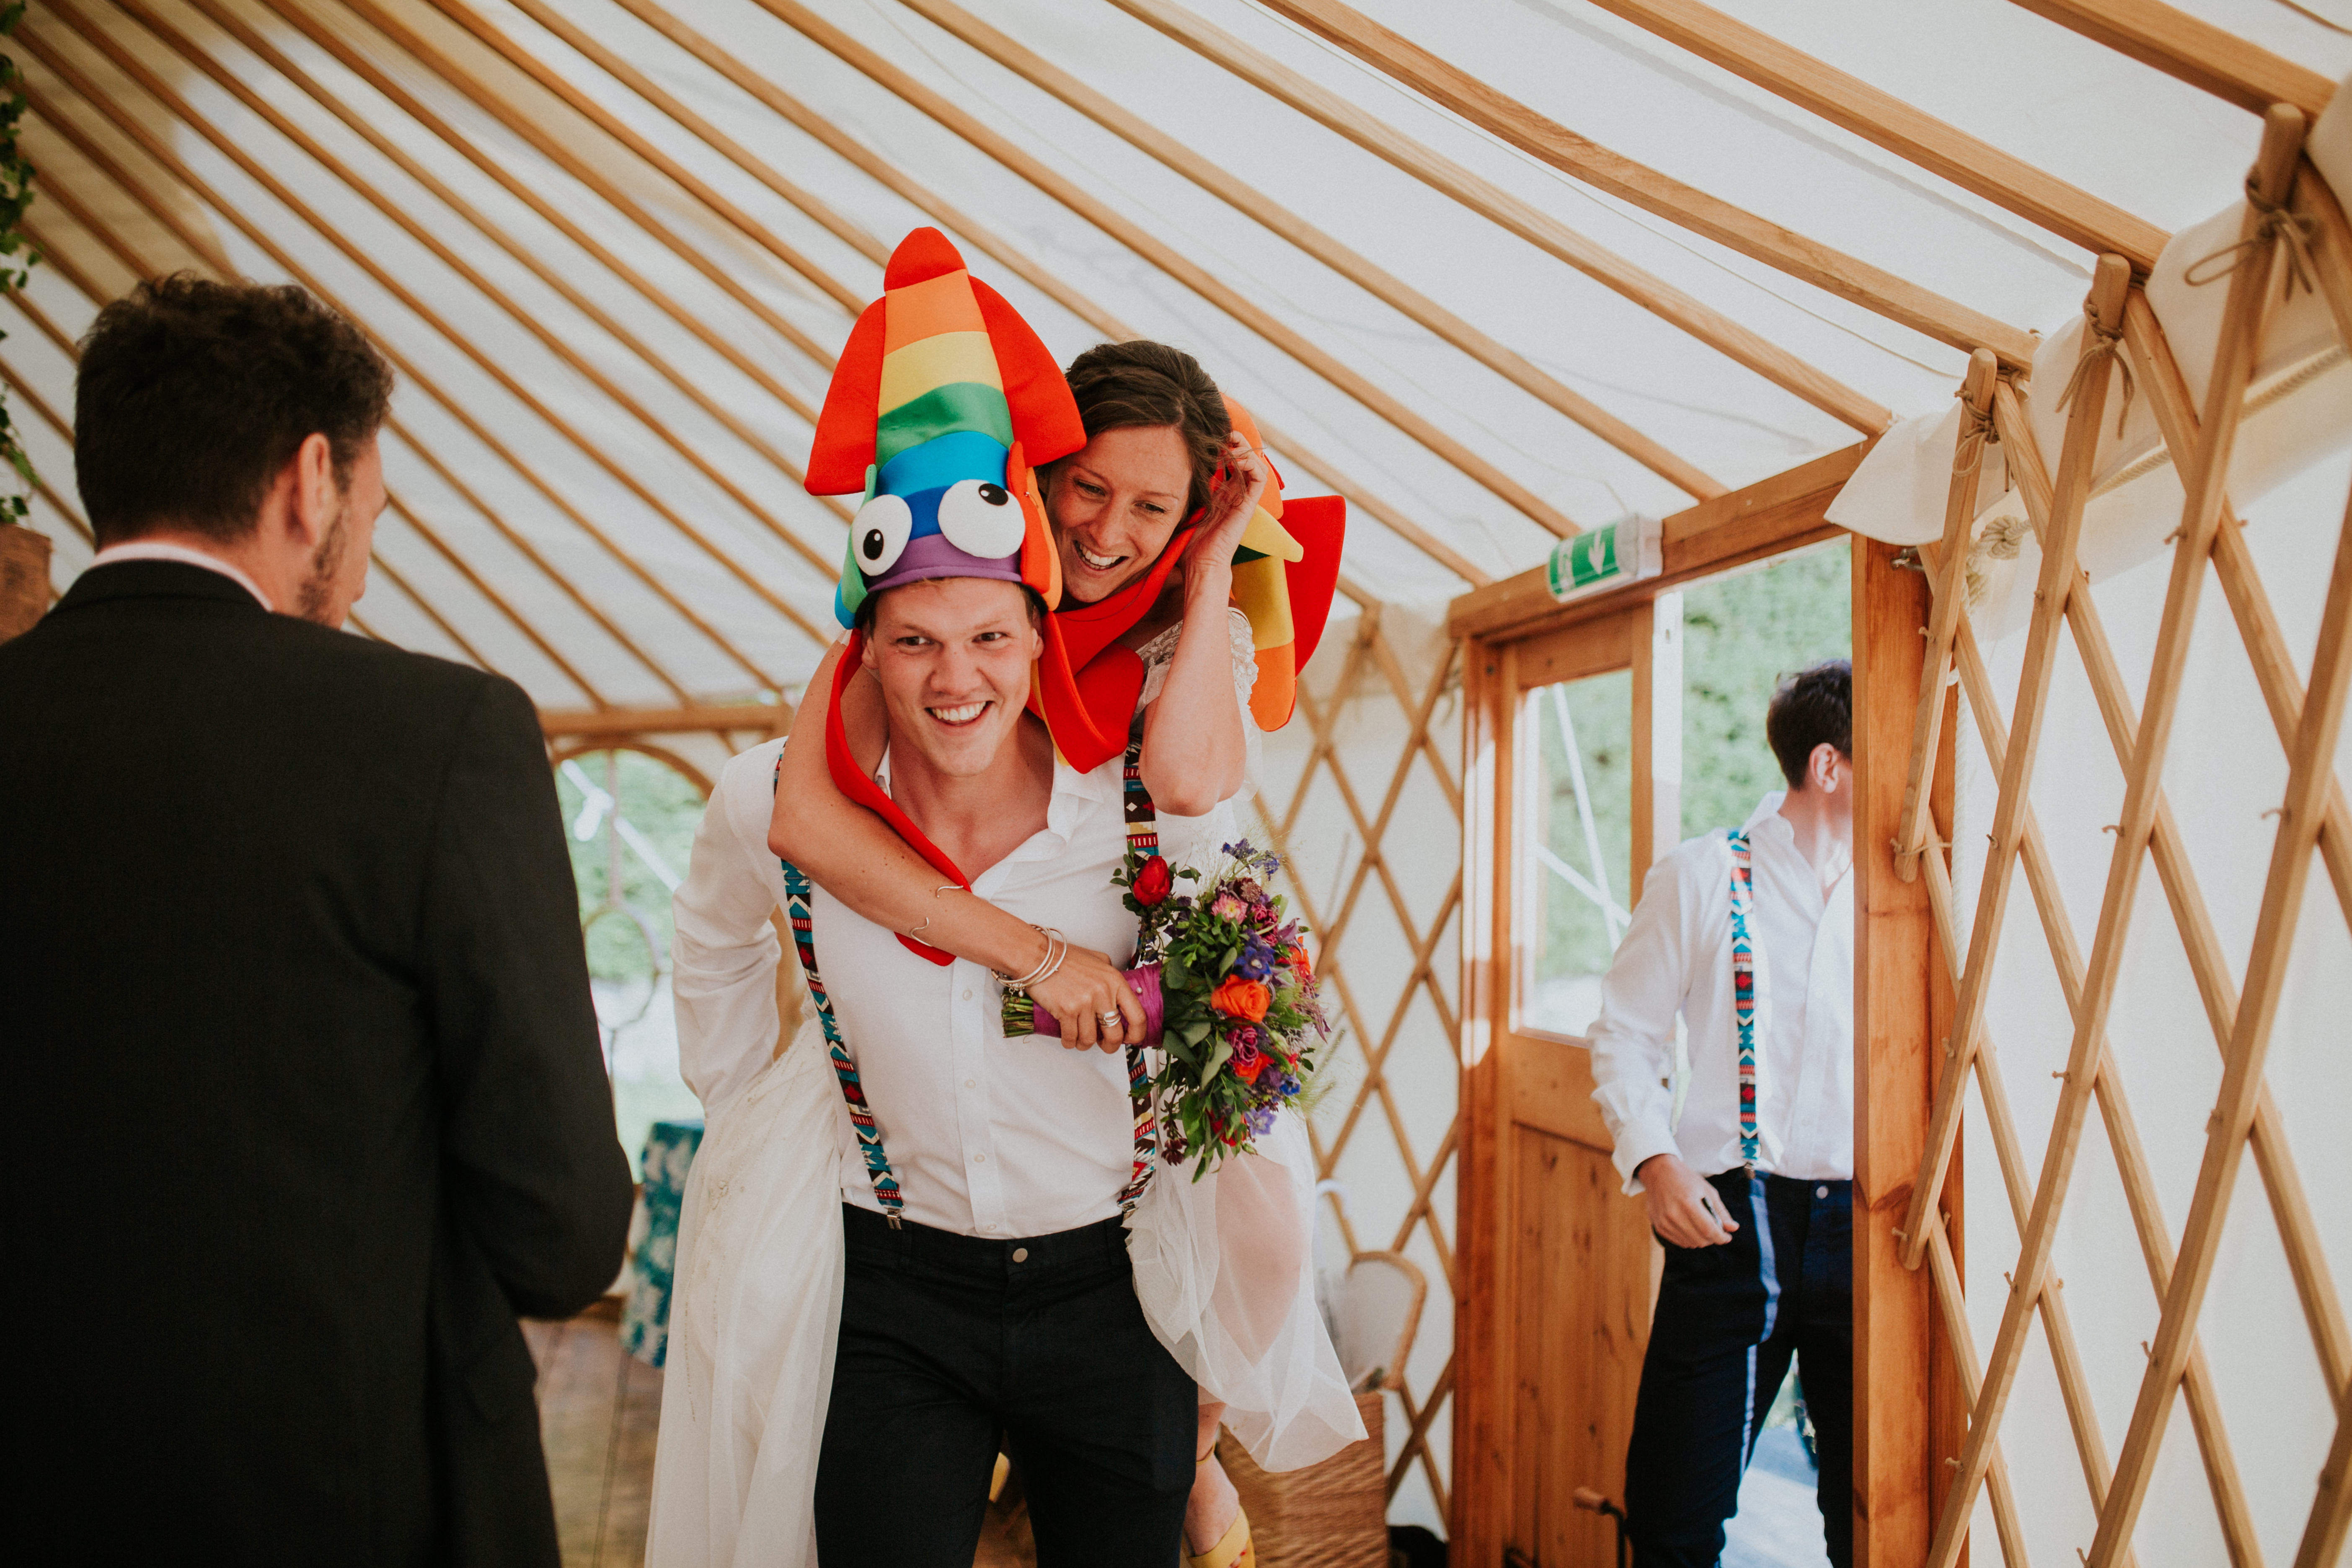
[1136,606,1259,712]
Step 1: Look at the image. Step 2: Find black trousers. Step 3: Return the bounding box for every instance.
[814,1204,1195,1567]
[1624,1170,1854,1568]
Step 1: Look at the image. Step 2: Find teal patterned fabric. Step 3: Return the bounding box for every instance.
[619,1117,704,1368]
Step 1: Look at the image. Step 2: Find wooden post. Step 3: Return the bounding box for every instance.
[1451,636,1515,1566]
[1852,535,1947,1568]
[0,523,51,641]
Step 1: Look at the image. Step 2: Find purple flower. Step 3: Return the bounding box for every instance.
[1246,1105,1279,1136]
[1229,1032,1264,1082]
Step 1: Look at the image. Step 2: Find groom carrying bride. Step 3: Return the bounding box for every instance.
[649,231,1357,1568]
[658,510,1239,1567]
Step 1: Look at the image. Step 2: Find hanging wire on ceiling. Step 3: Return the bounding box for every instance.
[1502,0,2099,276]
[2266,0,2352,37]
[1248,0,1982,380]
[845,0,1715,522]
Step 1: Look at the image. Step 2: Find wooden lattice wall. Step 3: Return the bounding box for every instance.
[1887,109,2352,1568]
[1252,597,1464,1522]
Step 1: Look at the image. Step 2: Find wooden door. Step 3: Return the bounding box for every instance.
[1456,604,1678,1567]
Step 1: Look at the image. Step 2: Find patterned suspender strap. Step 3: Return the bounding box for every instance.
[773,756,905,1225]
[1726,829,1761,1170]
[1116,733,1157,1217]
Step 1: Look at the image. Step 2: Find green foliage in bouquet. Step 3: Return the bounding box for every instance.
[1131,840,1331,1177]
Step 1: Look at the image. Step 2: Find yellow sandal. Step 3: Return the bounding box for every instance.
[1186,1442,1253,1568]
[1186,1506,1253,1568]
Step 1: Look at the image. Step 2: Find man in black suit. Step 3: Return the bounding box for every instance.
[3,275,634,1561]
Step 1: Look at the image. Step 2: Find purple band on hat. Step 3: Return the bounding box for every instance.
[863,530,1025,600]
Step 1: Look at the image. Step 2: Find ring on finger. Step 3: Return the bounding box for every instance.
[1097,1009,1122,1028]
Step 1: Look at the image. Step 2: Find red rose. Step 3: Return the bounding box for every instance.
[1210,975,1271,1022]
[1133,856,1173,906]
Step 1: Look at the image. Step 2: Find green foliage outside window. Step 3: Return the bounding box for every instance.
[555,750,706,983]
[1677,539,1853,838]
[1530,540,1853,1027]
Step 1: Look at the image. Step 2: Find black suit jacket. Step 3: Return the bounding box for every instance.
[3,563,635,1563]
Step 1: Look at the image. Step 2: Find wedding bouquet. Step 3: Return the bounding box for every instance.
[1000,840,1331,1175]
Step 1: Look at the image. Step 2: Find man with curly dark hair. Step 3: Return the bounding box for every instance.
[3,274,632,1565]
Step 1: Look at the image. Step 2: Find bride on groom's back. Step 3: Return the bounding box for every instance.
[647,232,1356,1567]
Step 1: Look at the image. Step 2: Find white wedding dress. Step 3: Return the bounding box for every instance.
[645,615,1361,1566]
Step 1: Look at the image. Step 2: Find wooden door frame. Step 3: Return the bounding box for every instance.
[1450,447,1957,1566]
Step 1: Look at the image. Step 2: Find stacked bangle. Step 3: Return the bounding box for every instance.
[997,925,1067,992]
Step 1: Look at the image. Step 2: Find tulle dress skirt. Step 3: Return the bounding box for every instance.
[644,1023,841,1568]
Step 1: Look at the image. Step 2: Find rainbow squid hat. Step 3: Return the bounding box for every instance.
[803,228,1085,964]
[807,227,1084,625]
[1223,399,1344,733]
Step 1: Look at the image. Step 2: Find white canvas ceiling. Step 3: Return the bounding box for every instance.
[4,0,2346,710]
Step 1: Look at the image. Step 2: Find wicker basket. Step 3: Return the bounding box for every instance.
[1215,1391,1389,1568]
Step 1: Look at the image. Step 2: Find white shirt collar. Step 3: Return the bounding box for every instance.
[90,541,274,611]
[1743,790,1791,839]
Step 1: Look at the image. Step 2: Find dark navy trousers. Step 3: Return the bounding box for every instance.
[1624,1170,1853,1568]
[813,1204,1195,1568]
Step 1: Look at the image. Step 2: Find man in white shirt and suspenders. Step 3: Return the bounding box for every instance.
[1588,661,1857,1568]
[783,569,1200,1565]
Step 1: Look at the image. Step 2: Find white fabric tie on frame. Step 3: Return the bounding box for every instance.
[1829,68,2352,617]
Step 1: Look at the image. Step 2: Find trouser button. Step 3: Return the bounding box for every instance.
[1815,1185,1829,1199]
[1012,1247,1029,1263]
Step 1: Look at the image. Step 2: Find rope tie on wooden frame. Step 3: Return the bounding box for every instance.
[1951,395,2000,478]
[2183,172,2319,300]
[2053,298,2137,439]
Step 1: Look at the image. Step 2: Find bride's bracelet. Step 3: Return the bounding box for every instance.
[996,925,1066,992]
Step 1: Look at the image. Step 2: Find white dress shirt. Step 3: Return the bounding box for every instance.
[672,734,1238,1240]
[89,540,273,610]
[1587,791,1854,1192]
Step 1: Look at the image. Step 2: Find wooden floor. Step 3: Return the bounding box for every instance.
[524,1301,662,1567]
[525,1303,1036,1567]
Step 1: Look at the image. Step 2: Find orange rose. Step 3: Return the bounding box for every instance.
[1210,975,1271,1022]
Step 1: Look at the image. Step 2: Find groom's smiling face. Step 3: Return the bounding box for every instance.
[861,576,1042,780]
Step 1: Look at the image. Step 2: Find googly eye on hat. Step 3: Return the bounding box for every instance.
[806,228,1086,628]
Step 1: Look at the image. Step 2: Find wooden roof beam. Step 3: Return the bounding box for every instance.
[331,0,840,387]
[1,266,514,686]
[1257,0,2041,369]
[539,702,791,741]
[13,200,618,705]
[1581,0,2170,271]
[182,0,848,529]
[248,0,826,431]
[1446,440,1868,641]
[16,67,719,704]
[423,0,867,316]
[748,0,1583,542]
[898,0,1724,501]
[30,2,828,662]
[2006,0,2336,121]
[1104,0,1889,430]
[497,0,887,271]
[0,352,98,545]
[605,0,1481,587]
[118,0,845,589]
